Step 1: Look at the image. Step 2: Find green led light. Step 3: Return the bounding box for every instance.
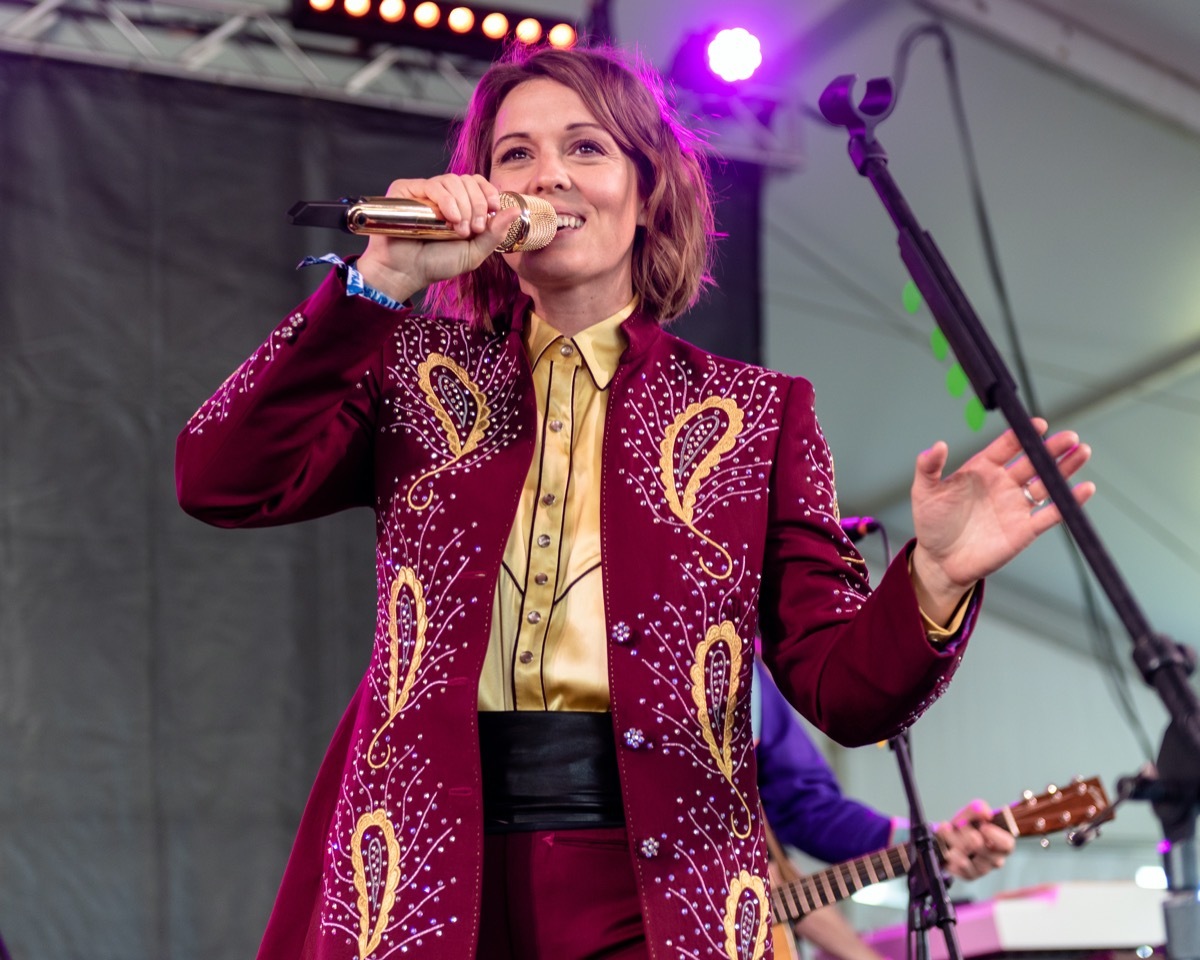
[921,291,981,427]
[930,328,949,362]
[965,396,987,431]
[945,363,968,397]
[902,281,923,314]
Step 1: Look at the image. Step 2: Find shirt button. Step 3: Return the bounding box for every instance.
[527,611,542,624]
[536,534,552,548]
[519,650,534,664]
[541,492,557,506]
[534,573,549,585]
[548,420,564,433]
[559,343,575,357]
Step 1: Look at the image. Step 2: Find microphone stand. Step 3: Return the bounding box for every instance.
[818,73,1200,960]
[860,521,958,960]
[891,731,961,960]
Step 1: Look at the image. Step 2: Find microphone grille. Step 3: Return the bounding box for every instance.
[495,192,558,253]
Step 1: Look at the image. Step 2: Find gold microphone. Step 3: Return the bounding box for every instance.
[287,191,557,253]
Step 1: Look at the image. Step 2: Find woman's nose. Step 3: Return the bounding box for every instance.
[532,154,570,192]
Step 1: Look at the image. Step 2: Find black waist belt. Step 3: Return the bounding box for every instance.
[478,711,625,833]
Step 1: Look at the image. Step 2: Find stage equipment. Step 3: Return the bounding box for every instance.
[290,0,576,59]
[669,23,764,92]
[819,61,1200,960]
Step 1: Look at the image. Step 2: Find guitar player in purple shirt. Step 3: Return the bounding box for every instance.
[754,660,1015,960]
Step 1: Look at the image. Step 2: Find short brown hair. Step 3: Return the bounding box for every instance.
[423,44,715,327]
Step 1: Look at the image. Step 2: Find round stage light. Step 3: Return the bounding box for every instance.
[379,0,405,21]
[413,1,440,27]
[481,12,508,39]
[344,0,371,17]
[447,6,474,32]
[309,0,336,11]
[514,17,541,43]
[706,27,762,82]
[547,22,576,48]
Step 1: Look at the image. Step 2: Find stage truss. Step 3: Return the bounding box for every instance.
[0,0,808,169]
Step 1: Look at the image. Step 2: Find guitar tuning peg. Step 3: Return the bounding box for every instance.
[1046,783,1059,795]
[1040,837,1051,848]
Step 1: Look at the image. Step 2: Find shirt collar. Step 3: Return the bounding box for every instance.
[524,295,638,390]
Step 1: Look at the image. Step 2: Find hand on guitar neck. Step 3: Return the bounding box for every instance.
[931,796,1017,880]
[768,776,1110,927]
[767,777,1111,960]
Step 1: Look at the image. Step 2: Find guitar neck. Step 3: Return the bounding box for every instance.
[768,815,998,925]
[768,838,921,924]
[767,777,1107,926]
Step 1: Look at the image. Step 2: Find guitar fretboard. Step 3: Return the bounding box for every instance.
[767,777,1107,926]
[769,839,938,924]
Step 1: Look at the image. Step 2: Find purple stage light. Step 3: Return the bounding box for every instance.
[705,27,762,83]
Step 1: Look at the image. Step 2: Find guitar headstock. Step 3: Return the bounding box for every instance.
[1005,776,1110,838]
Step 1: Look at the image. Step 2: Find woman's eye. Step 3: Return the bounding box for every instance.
[575,140,604,155]
[497,147,529,163]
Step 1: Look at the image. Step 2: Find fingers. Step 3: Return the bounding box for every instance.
[1006,431,1085,484]
[914,441,950,487]
[419,175,523,255]
[984,418,1049,466]
[1008,435,1094,531]
[388,174,501,238]
[921,421,1090,496]
[1028,478,1097,534]
[1019,439,1091,501]
[357,174,525,294]
[937,802,1014,880]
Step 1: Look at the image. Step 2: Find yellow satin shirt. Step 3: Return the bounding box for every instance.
[477,297,637,712]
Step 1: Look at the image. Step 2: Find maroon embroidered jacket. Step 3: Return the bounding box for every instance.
[176,269,973,960]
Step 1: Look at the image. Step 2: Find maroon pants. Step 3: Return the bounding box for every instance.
[475,827,648,959]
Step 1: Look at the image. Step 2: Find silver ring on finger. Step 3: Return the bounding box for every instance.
[1022,484,1049,509]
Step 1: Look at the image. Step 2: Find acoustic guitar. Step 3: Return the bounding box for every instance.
[768,775,1109,951]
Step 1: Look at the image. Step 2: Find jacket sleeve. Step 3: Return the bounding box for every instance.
[175,267,409,528]
[759,376,978,746]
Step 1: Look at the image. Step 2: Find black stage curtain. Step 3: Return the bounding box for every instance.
[0,53,760,959]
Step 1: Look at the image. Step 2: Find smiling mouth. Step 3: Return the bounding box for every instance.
[555,214,584,230]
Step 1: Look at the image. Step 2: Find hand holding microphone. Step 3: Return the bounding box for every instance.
[289,174,558,303]
[290,191,557,253]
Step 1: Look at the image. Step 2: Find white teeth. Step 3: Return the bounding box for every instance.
[555,214,583,229]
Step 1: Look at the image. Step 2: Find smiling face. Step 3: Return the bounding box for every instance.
[489,78,646,321]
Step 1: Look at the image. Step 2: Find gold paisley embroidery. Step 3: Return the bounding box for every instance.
[351,809,402,960]
[367,567,428,770]
[658,396,744,579]
[690,621,753,838]
[723,871,769,960]
[406,353,491,510]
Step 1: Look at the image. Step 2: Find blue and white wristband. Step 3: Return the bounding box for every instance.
[299,253,406,311]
